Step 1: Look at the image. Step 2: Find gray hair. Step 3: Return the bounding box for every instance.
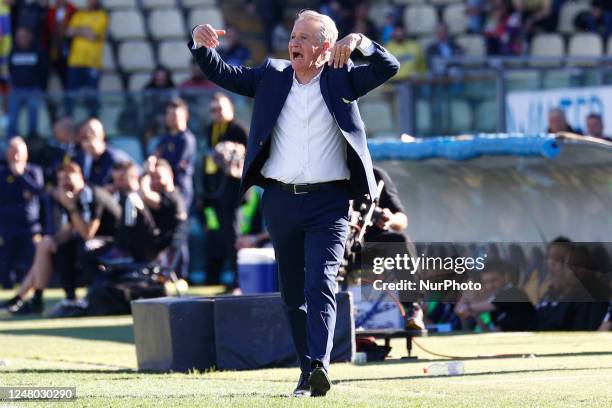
[8,136,26,148]
[296,10,338,47]
[549,108,566,118]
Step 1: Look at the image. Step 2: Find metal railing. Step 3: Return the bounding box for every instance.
[2,56,612,142]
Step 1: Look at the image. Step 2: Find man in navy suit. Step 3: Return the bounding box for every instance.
[190,9,399,397]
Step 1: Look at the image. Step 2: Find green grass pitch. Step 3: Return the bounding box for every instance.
[1,288,611,407]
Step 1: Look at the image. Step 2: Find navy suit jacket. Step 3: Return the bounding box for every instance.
[188,40,400,199]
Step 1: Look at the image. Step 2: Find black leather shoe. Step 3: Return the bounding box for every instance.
[292,371,310,397]
[0,296,21,311]
[309,367,331,397]
[8,298,43,315]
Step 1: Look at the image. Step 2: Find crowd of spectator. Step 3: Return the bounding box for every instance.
[1,1,612,139]
[0,0,107,138]
[0,1,611,325]
[0,90,262,316]
[545,107,612,141]
[252,0,612,78]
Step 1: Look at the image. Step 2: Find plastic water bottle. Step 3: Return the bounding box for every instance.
[423,361,464,376]
[352,352,367,365]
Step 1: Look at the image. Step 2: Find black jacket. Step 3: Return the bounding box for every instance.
[9,46,49,89]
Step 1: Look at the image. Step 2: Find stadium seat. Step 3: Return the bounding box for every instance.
[430,0,462,4]
[506,70,540,91]
[129,72,152,91]
[369,5,394,27]
[189,8,225,31]
[542,70,573,89]
[418,36,436,52]
[149,9,187,40]
[141,0,177,9]
[103,43,116,71]
[393,0,424,5]
[455,34,486,57]
[99,105,123,136]
[359,101,394,134]
[403,5,438,36]
[158,41,192,70]
[443,4,468,34]
[118,41,155,72]
[568,33,603,66]
[146,136,160,155]
[449,99,472,134]
[475,100,497,133]
[181,0,217,8]
[415,99,432,135]
[109,136,144,163]
[559,1,590,34]
[109,9,146,40]
[103,0,137,9]
[529,33,564,66]
[17,107,51,137]
[173,70,191,85]
[100,73,123,92]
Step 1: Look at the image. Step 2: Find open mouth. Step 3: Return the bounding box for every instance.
[292,51,303,60]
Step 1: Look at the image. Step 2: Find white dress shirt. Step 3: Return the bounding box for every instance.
[192,32,376,184]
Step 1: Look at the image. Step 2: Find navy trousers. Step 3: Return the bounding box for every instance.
[261,184,349,372]
[0,230,37,288]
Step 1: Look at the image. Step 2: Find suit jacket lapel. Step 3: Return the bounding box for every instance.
[274,65,294,118]
[319,65,333,113]
[259,65,294,145]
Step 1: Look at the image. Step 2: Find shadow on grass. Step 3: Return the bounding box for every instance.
[0,324,134,344]
[6,368,136,374]
[364,350,612,366]
[332,365,612,384]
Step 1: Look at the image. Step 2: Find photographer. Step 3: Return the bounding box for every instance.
[355,166,408,242]
[352,166,423,329]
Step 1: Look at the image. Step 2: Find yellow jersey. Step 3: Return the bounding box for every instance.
[67,9,108,69]
[384,39,427,81]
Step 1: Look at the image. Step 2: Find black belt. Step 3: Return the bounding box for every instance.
[268,179,347,194]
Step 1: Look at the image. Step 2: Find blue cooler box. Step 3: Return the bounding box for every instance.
[238,248,279,294]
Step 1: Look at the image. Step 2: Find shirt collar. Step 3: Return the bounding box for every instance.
[293,65,324,86]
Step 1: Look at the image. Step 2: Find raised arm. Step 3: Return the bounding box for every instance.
[140,173,162,210]
[189,24,268,98]
[329,33,400,98]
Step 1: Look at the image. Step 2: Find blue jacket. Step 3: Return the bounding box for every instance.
[78,146,133,187]
[156,129,196,207]
[188,40,400,199]
[9,46,49,89]
[0,163,43,233]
